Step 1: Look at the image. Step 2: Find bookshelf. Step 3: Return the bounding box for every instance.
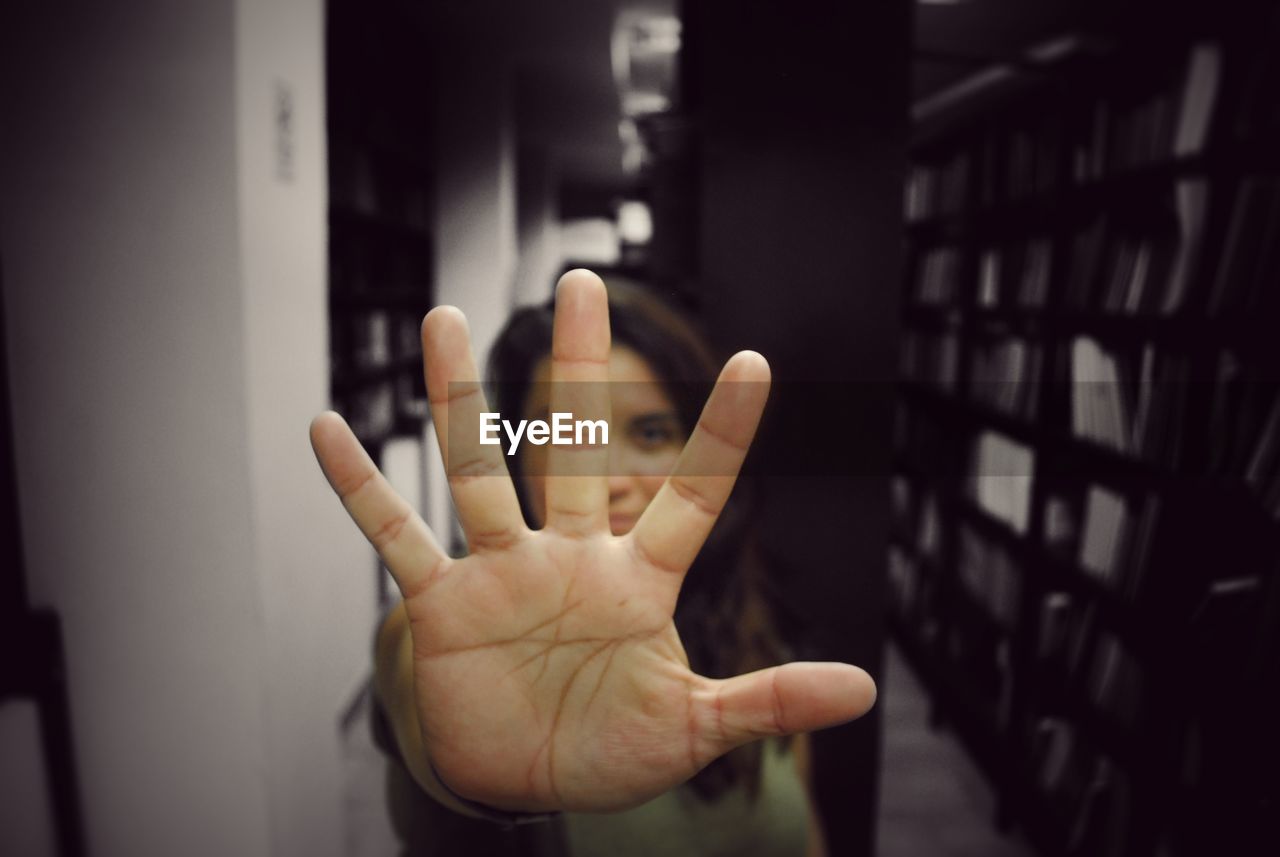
[891,8,1280,857]
[325,0,434,461]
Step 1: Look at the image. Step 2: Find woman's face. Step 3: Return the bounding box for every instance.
[519,345,685,535]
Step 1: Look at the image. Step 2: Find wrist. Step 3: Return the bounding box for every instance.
[421,755,561,830]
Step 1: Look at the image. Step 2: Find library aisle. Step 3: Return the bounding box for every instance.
[339,642,1037,856]
[341,688,400,857]
[876,644,1036,857]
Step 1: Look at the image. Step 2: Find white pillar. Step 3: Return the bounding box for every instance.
[1,3,374,855]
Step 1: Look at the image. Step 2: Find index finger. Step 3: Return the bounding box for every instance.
[629,351,770,605]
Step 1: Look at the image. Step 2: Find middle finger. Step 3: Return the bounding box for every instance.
[544,270,612,536]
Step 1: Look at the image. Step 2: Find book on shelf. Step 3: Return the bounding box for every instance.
[1107,230,1178,316]
[1032,713,1134,855]
[977,246,999,307]
[914,245,963,305]
[1109,86,1181,173]
[1172,43,1223,158]
[1038,592,1072,663]
[1208,177,1280,316]
[1079,180,1205,317]
[1066,757,1132,857]
[1244,396,1280,517]
[1208,353,1242,474]
[1086,631,1143,726]
[1208,351,1280,486]
[905,150,972,221]
[1037,591,1095,673]
[1121,497,1161,602]
[1044,493,1082,559]
[1160,179,1210,315]
[1073,99,1108,184]
[983,114,1063,204]
[1098,235,1138,314]
[1244,396,1280,487]
[968,430,1034,534]
[918,491,943,558]
[1070,337,1129,452]
[1069,337,1190,465]
[1132,346,1192,467]
[1076,485,1160,600]
[1208,351,1245,475]
[1018,237,1052,308]
[891,474,912,529]
[969,335,1043,420]
[1075,42,1222,178]
[1034,718,1094,808]
[976,239,1052,310]
[957,525,1022,628]
[352,310,392,369]
[1079,484,1130,588]
[901,328,960,392]
[1065,216,1110,309]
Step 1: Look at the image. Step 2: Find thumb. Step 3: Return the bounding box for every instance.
[693,662,877,758]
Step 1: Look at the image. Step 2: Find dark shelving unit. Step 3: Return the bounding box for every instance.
[325,0,435,459]
[890,7,1280,856]
[326,0,436,611]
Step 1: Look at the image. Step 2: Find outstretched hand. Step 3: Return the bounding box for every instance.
[310,269,876,813]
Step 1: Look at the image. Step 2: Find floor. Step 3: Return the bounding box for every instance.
[875,644,1037,857]
[341,643,1039,857]
[342,685,401,857]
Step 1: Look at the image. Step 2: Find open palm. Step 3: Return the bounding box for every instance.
[310,270,876,814]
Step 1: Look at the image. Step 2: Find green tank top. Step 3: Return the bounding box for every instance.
[562,739,810,857]
[374,695,808,857]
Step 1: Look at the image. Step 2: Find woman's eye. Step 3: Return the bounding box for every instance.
[629,417,680,450]
[638,426,673,445]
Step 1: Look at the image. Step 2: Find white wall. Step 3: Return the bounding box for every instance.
[1,2,373,855]
[0,702,57,855]
[233,0,378,854]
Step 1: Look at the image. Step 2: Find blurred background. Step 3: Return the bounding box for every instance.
[2,0,1278,855]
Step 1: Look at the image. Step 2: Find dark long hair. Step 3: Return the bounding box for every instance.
[486,278,790,801]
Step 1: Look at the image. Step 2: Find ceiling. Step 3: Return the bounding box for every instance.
[490,0,1091,197]
[507,0,675,193]
[913,0,1082,102]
